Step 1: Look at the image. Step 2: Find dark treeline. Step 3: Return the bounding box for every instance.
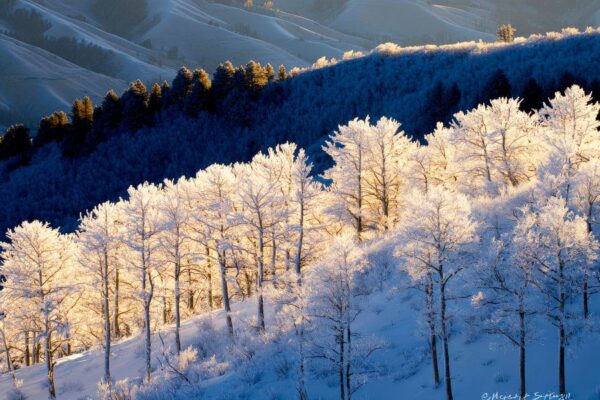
[0,31,599,237]
[0,60,287,166]
[4,58,595,169]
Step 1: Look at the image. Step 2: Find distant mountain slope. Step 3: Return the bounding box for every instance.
[1,0,597,128]
[0,29,597,238]
[0,33,123,129]
[329,0,495,44]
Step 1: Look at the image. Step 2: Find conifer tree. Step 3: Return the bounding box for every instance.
[426,82,446,131]
[446,83,461,116]
[265,63,275,82]
[62,97,94,157]
[245,61,269,92]
[484,69,512,103]
[0,124,31,163]
[497,24,516,43]
[121,80,149,131]
[99,90,123,130]
[166,67,194,107]
[35,112,69,147]
[148,83,162,117]
[520,77,544,112]
[184,69,212,117]
[211,61,237,110]
[559,71,586,92]
[278,64,288,81]
[159,80,171,106]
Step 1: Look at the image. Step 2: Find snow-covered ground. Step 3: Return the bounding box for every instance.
[3,262,600,400]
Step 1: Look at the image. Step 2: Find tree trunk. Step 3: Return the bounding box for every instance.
[439,276,453,400]
[271,236,277,282]
[558,255,566,395]
[257,230,266,332]
[339,329,345,400]
[103,252,111,382]
[583,215,592,319]
[113,268,121,338]
[142,251,153,382]
[219,251,234,337]
[297,321,308,400]
[45,325,56,399]
[1,327,13,372]
[346,325,352,400]
[356,161,363,242]
[559,323,565,395]
[175,260,181,354]
[285,249,291,272]
[519,311,526,399]
[24,330,30,367]
[427,275,440,387]
[144,301,152,381]
[102,248,111,382]
[583,280,589,319]
[206,245,212,311]
[33,332,39,364]
[294,201,305,277]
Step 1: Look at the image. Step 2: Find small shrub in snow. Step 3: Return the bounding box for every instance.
[493,372,510,383]
[5,387,26,400]
[97,379,133,400]
[482,359,495,367]
[272,353,293,379]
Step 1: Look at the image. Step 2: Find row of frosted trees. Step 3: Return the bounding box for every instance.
[0,85,599,400]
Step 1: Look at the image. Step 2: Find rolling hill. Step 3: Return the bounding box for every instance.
[0,0,597,128]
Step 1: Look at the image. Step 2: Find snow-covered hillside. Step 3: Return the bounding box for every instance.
[3,269,600,400]
[1,84,600,400]
[0,0,597,127]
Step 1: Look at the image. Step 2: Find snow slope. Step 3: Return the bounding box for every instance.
[330,0,495,45]
[2,254,600,400]
[0,33,123,130]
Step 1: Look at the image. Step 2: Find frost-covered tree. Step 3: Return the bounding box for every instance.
[407,124,457,193]
[572,159,600,317]
[187,165,239,336]
[157,179,194,353]
[538,86,600,200]
[323,118,371,240]
[77,202,121,382]
[473,234,538,399]
[449,98,538,194]
[538,86,600,317]
[286,145,322,276]
[395,187,477,400]
[496,24,516,43]
[121,80,150,131]
[120,183,163,381]
[307,235,367,400]
[323,117,411,238]
[0,221,78,399]
[513,198,597,395]
[236,153,286,331]
[363,117,414,231]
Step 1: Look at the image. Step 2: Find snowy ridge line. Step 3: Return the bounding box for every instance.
[290,27,600,75]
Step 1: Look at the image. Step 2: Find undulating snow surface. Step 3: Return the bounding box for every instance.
[2,269,600,399]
